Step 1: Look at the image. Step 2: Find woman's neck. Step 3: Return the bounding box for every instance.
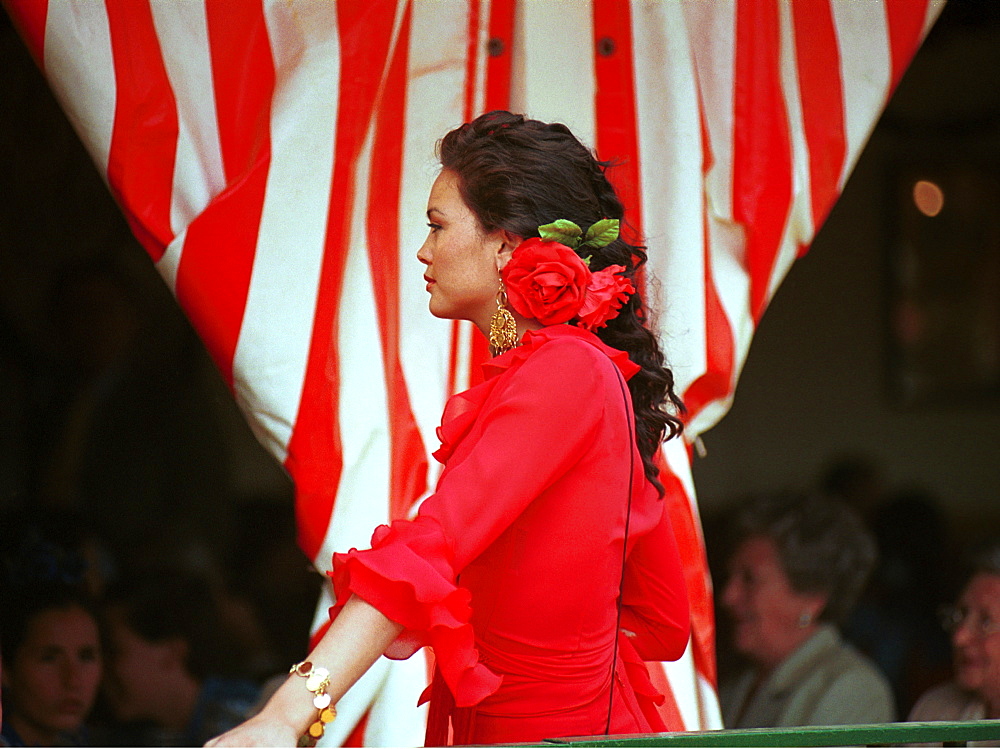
[755,623,821,678]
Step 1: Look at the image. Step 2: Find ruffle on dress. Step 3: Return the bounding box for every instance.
[617,631,667,732]
[329,515,503,707]
[331,324,641,710]
[434,324,639,465]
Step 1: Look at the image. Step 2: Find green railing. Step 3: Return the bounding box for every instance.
[511,720,1000,747]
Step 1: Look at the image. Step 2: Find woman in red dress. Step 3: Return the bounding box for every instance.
[209,111,690,747]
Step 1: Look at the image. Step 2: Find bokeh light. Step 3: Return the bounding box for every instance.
[913,179,945,217]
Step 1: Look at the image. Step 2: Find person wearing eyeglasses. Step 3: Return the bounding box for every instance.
[909,543,1000,723]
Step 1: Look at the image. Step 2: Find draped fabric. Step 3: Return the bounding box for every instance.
[2,0,942,744]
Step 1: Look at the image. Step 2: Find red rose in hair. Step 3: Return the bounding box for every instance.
[576,265,635,331]
[502,238,590,325]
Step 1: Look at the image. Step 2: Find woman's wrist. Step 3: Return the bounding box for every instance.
[256,674,326,737]
[287,661,338,746]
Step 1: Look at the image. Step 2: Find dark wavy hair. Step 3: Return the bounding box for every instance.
[105,570,233,680]
[728,492,877,623]
[438,111,684,494]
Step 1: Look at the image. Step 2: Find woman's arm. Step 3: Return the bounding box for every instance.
[205,595,403,747]
[619,501,690,662]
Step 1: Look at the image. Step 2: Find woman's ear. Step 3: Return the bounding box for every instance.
[495,230,522,272]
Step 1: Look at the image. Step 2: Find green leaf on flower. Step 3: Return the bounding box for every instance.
[580,218,619,250]
[538,219,583,248]
[582,255,592,266]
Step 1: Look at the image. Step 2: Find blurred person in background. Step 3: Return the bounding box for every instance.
[910,542,1000,722]
[719,492,894,727]
[102,570,260,747]
[0,585,102,747]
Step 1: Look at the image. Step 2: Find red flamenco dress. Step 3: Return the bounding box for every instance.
[331,324,690,745]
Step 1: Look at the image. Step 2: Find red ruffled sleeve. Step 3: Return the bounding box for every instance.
[329,325,643,709]
[329,515,502,707]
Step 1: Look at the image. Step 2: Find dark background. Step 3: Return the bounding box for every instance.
[2,0,999,716]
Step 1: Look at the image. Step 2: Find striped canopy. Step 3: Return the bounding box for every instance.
[2,0,942,744]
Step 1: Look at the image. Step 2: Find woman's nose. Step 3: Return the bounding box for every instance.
[416,240,431,266]
[61,660,79,686]
[952,617,976,647]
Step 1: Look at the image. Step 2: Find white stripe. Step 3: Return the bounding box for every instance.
[453,320,475,394]
[320,121,428,748]
[662,642,702,730]
[683,0,737,224]
[231,0,341,461]
[149,0,225,236]
[400,1,474,452]
[631,0,709,395]
[697,672,724,730]
[156,226,185,293]
[322,129,392,566]
[363,651,429,747]
[924,0,947,36]
[830,0,891,189]
[512,0,596,147]
[43,1,116,177]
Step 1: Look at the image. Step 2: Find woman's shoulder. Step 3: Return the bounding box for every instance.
[486,324,638,383]
[909,682,984,722]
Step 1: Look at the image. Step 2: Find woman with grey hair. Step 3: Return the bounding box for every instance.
[719,492,894,727]
[909,543,1000,722]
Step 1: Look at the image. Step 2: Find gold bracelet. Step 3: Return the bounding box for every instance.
[289,660,337,747]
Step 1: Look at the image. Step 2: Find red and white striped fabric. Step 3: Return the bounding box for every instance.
[4,0,942,744]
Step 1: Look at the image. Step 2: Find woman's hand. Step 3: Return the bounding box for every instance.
[204,712,299,748]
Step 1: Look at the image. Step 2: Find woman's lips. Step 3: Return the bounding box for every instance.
[424,275,435,291]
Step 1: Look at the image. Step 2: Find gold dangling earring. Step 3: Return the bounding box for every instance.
[489,283,518,356]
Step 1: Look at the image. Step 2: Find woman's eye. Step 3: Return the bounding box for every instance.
[39,648,61,663]
[427,222,442,233]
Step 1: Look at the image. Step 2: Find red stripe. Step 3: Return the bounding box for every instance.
[791,0,846,236]
[885,0,931,92]
[462,0,481,121]
[681,226,735,423]
[104,0,177,261]
[732,0,793,322]
[367,2,430,522]
[174,2,273,386]
[447,321,462,396]
[484,0,515,112]
[287,0,401,560]
[657,453,717,688]
[2,0,48,70]
[592,0,643,249]
[206,0,275,185]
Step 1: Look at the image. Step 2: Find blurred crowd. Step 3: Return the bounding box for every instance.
[0,512,321,748]
[707,457,1000,732]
